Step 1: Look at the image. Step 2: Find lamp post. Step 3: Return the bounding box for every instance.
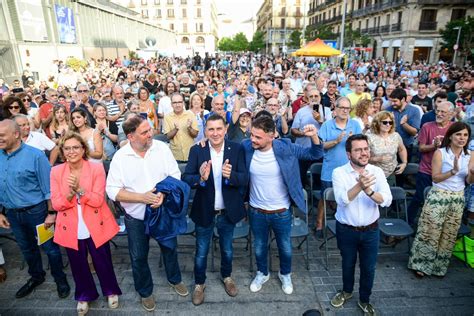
[340,0,347,52]
[452,26,462,66]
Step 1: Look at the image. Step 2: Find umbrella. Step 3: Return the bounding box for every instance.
[292,38,341,57]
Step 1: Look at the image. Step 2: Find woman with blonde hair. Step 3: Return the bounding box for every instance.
[189,93,208,143]
[353,99,376,133]
[367,111,408,183]
[49,105,70,143]
[137,87,159,132]
[51,132,121,315]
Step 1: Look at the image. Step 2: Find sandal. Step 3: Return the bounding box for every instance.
[0,266,6,283]
[77,301,89,316]
[414,270,425,279]
[108,295,119,309]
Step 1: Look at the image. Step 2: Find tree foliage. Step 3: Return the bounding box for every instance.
[440,17,474,58]
[289,30,302,48]
[304,25,336,42]
[248,31,266,52]
[218,32,250,52]
[303,24,371,48]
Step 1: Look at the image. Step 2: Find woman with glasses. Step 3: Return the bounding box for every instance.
[70,108,103,164]
[409,122,474,278]
[49,105,70,144]
[367,111,408,184]
[50,132,121,315]
[1,96,28,120]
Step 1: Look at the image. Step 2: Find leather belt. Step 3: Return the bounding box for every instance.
[340,220,378,232]
[7,201,45,213]
[254,207,287,214]
[215,209,225,216]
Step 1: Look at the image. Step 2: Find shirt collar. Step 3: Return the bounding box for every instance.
[209,141,225,155]
[123,140,158,157]
[1,142,25,157]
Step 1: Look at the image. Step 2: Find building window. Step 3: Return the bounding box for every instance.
[167,0,173,4]
[281,18,285,28]
[183,23,187,32]
[170,23,174,30]
[451,9,466,21]
[156,9,161,17]
[333,8,336,18]
[168,9,175,17]
[182,36,189,44]
[358,21,361,31]
[296,7,301,16]
[154,0,160,4]
[196,36,205,45]
[182,8,187,17]
[197,8,201,17]
[141,0,147,5]
[281,7,286,16]
[181,0,187,4]
[419,9,437,30]
[296,18,300,28]
[196,0,201,4]
[141,9,149,17]
[196,23,203,32]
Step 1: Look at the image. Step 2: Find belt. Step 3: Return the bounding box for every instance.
[215,209,225,216]
[254,207,287,214]
[7,201,44,213]
[340,220,378,232]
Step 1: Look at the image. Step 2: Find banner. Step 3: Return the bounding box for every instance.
[15,0,48,42]
[55,5,77,44]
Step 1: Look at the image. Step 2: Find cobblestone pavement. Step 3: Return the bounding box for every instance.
[1,226,473,316]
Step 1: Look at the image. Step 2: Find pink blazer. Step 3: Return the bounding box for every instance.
[50,160,119,250]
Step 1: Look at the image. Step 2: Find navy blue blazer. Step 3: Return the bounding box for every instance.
[182,140,248,228]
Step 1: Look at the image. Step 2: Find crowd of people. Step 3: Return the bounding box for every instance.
[0,53,473,315]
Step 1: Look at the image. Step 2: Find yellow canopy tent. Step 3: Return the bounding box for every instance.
[292,38,341,57]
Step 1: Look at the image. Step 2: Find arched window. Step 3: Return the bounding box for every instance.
[196,36,205,45]
[181,36,190,44]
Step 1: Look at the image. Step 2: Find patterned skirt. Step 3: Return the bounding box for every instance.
[408,186,464,276]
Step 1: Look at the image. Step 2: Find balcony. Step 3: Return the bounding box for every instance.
[417,0,474,4]
[380,25,390,33]
[391,23,402,32]
[419,21,437,31]
[351,0,407,18]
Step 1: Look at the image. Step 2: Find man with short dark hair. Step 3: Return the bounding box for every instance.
[106,115,188,312]
[243,115,323,295]
[411,82,432,113]
[183,114,248,305]
[330,134,392,316]
[195,80,213,111]
[0,119,70,299]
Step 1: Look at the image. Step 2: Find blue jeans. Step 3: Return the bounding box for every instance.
[6,201,66,283]
[194,215,235,284]
[124,214,182,298]
[249,207,292,275]
[336,221,379,304]
[407,172,432,225]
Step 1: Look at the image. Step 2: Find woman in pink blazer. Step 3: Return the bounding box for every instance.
[50,131,121,315]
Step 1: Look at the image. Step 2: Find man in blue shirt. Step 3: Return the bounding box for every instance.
[386,88,421,161]
[315,97,363,237]
[0,119,70,299]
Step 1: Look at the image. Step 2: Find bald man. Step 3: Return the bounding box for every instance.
[0,120,70,299]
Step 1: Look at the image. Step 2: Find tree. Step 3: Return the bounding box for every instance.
[440,17,474,61]
[304,24,336,42]
[289,30,302,48]
[218,37,235,52]
[249,31,266,52]
[232,32,249,52]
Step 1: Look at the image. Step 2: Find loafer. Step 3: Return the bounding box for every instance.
[108,294,119,309]
[222,277,238,297]
[169,281,189,297]
[57,279,71,298]
[77,301,89,316]
[192,284,205,306]
[141,294,156,312]
[16,278,45,298]
[0,266,6,283]
[330,290,353,308]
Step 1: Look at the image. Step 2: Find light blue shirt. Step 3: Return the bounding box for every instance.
[292,105,332,148]
[0,143,51,209]
[318,119,362,181]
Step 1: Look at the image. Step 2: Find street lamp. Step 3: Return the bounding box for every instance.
[453,26,462,66]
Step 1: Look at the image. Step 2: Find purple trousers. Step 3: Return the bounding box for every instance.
[66,238,122,301]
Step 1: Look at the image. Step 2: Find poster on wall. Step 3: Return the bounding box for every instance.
[55,5,77,44]
[15,0,48,42]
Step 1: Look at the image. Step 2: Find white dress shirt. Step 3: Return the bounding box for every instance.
[210,143,225,210]
[332,162,392,227]
[106,140,181,220]
[25,131,56,151]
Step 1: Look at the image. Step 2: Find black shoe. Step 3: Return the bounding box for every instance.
[56,279,71,298]
[16,278,45,298]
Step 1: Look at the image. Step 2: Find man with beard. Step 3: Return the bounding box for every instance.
[330,134,392,316]
[106,116,188,312]
[252,83,273,113]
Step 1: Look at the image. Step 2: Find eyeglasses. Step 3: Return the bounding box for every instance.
[77,90,88,93]
[381,120,393,126]
[22,98,30,102]
[308,95,320,98]
[172,101,183,104]
[50,94,58,97]
[9,105,20,110]
[63,145,83,152]
[267,103,279,106]
[337,106,351,111]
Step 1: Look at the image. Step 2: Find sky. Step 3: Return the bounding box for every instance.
[215,0,264,23]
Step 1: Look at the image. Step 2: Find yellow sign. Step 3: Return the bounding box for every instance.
[36,223,54,246]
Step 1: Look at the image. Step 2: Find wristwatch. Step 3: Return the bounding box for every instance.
[48,210,57,215]
[368,190,375,197]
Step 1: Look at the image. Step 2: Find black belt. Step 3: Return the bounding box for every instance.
[7,201,45,213]
[254,207,287,214]
[340,220,378,232]
[215,209,225,216]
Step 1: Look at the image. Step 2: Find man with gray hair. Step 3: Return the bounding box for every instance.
[38,88,59,130]
[70,83,96,127]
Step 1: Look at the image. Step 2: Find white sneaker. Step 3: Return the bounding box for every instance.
[278,272,293,294]
[250,271,270,292]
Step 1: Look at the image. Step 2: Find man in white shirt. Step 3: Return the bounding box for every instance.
[330,134,392,316]
[106,115,188,312]
[13,114,58,165]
